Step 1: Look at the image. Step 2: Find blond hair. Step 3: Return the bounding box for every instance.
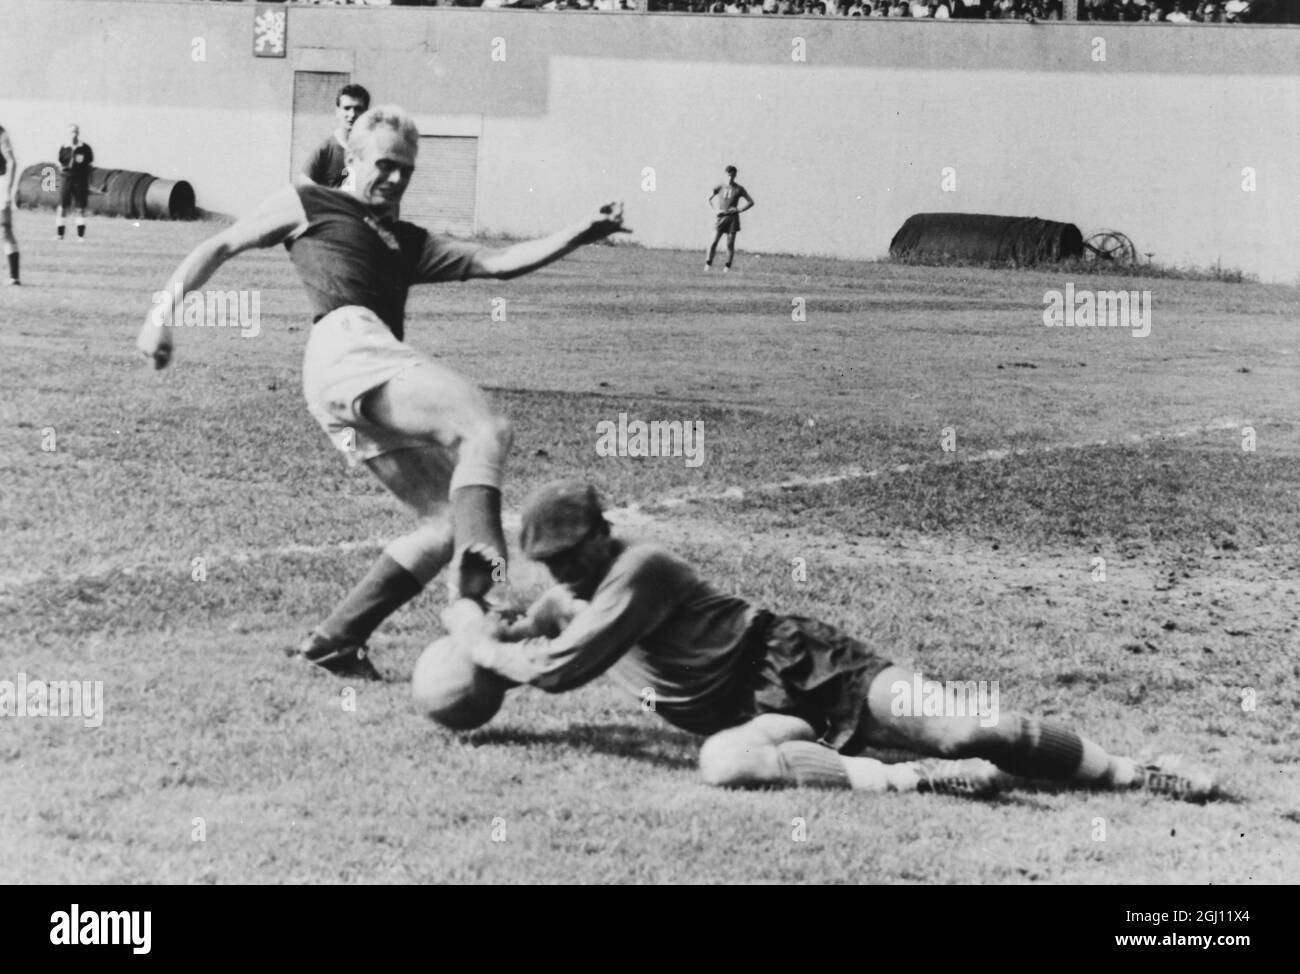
[348,106,419,155]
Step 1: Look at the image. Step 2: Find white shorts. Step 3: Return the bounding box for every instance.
[302,306,432,466]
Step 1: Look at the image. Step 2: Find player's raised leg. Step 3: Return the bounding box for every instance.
[360,360,512,600]
[859,664,1216,800]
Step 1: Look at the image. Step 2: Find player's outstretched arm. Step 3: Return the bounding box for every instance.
[136,185,308,370]
[466,202,629,281]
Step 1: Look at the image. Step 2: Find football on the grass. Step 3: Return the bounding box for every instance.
[411,636,506,730]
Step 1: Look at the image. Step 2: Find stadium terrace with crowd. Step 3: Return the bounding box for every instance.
[183,0,1291,23]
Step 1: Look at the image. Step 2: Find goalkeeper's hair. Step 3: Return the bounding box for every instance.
[349,106,420,155]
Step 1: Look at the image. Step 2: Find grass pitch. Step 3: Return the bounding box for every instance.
[2,209,1298,883]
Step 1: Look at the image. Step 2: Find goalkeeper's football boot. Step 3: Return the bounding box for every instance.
[290,631,383,682]
[912,759,1004,799]
[1131,755,1218,802]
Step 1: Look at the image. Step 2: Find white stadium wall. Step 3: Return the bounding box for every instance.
[2,2,1297,282]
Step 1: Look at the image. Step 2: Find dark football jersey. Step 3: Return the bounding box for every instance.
[712,182,749,211]
[284,184,482,341]
[304,136,349,189]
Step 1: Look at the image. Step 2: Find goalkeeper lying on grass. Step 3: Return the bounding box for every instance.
[439,480,1218,801]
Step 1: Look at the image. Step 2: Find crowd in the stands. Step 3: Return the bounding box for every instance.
[212,0,1287,22]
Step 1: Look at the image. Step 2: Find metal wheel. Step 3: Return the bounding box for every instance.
[1083,229,1137,265]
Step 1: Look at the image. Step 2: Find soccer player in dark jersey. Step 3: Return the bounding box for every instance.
[442,480,1218,802]
[1,123,19,285]
[704,165,753,272]
[136,106,628,680]
[301,84,370,189]
[56,124,94,241]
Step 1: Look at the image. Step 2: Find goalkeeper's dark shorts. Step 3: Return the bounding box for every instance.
[745,611,894,754]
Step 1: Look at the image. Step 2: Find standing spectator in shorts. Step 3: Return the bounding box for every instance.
[1,123,20,284]
[704,165,754,273]
[301,84,371,189]
[56,124,93,242]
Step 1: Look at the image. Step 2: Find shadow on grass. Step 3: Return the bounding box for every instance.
[466,722,701,772]
[987,778,1243,808]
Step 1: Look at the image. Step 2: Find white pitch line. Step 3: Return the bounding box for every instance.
[0,417,1246,590]
[626,415,1246,512]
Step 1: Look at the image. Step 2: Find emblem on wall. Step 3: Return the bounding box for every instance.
[253,5,288,59]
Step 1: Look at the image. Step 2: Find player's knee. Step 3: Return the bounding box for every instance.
[464,411,513,460]
[411,517,454,554]
[385,518,455,585]
[917,716,996,758]
[699,729,781,788]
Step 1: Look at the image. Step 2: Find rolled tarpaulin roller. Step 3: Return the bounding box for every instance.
[15,163,195,220]
[890,213,1084,265]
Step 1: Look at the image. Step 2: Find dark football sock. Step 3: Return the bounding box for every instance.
[77,224,85,238]
[982,717,1085,780]
[6,253,17,281]
[56,224,65,239]
[317,554,425,644]
[451,485,507,597]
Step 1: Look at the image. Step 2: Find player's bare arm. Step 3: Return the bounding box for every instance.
[136,185,310,369]
[467,202,629,280]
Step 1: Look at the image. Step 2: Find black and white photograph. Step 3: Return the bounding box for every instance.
[1,0,1297,910]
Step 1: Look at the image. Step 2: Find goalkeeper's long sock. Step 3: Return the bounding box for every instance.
[317,554,424,644]
[777,742,922,793]
[6,252,17,283]
[777,742,851,789]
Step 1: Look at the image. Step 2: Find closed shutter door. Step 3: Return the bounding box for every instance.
[401,136,478,237]
[291,71,348,181]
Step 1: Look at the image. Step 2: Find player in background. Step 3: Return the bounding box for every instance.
[56,124,94,241]
[704,165,753,272]
[443,480,1219,802]
[1,124,19,285]
[300,84,371,189]
[136,106,629,680]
